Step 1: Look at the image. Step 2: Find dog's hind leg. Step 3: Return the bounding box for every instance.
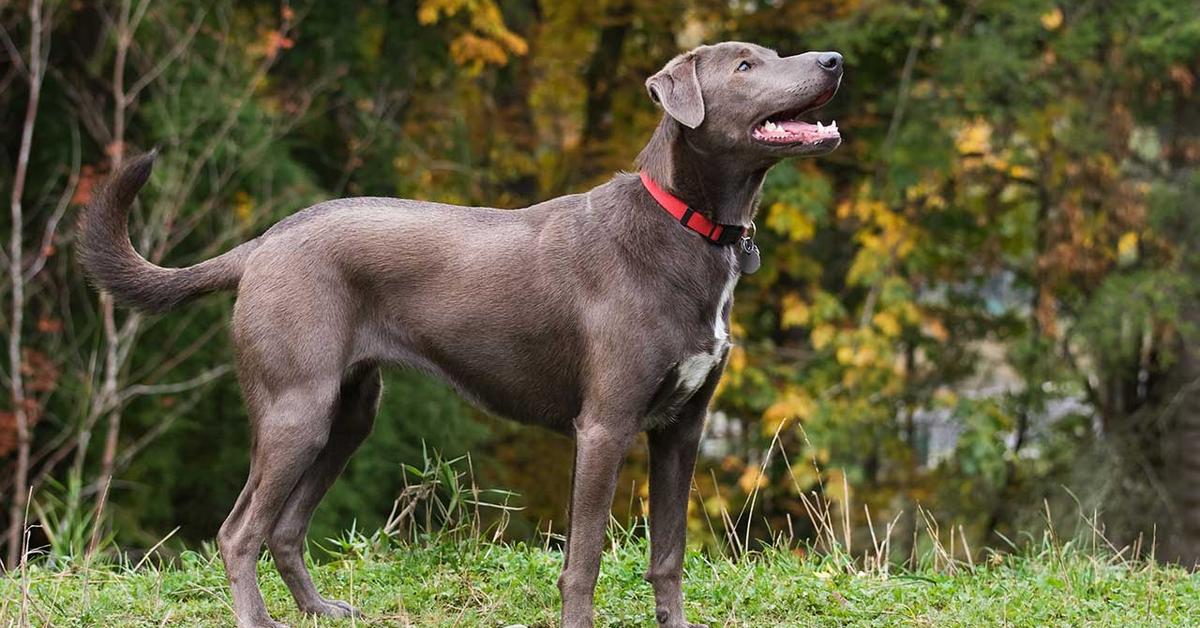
[218,380,341,628]
[268,365,381,618]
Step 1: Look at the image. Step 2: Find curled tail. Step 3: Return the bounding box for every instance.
[77,151,259,313]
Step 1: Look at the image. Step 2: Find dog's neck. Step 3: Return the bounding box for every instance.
[635,117,768,226]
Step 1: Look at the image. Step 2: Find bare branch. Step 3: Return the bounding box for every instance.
[129,0,154,35]
[6,0,50,569]
[90,0,135,561]
[130,316,225,383]
[111,394,203,483]
[50,66,114,147]
[125,10,205,102]
[115,364,233,406]
[0,64,19,96]
[0,21,28,77]
[24,122,80,282]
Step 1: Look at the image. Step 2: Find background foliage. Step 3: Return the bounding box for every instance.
[2,0,1199,568]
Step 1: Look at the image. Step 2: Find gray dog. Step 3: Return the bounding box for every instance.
[79,41,843,628]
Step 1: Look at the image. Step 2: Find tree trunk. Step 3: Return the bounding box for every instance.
[557,0,631,190]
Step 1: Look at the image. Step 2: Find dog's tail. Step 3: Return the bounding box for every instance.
[77,151,260,314]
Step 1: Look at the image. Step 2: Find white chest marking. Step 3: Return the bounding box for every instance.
[712,273,736,341]
[677,274,737,393]
[677,352,718,392]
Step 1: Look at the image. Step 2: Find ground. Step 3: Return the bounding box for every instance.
[3,534,1198,627]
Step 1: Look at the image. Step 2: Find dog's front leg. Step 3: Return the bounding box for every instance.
[645,354,724,628]
[559,418,637,628]
[646,407,707,628]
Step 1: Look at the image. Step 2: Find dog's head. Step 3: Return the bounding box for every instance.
[646,42,843,160]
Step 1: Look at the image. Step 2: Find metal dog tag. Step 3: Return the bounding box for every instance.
[739,237,761,274]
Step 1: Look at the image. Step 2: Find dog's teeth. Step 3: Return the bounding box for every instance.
[816,121,824,130]
[764,121,776,131]
[830,120,838,131]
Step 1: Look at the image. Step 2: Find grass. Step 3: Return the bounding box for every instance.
[5,447,1199,626]
[3,530,1199,627]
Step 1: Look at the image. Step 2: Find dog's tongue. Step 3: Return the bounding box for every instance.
[755,119,840,143]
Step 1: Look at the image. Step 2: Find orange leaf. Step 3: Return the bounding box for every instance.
[71,165,98,206]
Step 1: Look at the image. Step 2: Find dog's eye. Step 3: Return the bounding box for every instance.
[736,60,752,72]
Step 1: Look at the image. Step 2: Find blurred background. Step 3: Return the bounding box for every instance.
[2,0,1199,571]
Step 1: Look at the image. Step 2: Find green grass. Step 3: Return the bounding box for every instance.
[3,533,1198,627]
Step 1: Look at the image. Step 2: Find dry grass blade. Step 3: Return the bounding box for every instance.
[133,527,181,572]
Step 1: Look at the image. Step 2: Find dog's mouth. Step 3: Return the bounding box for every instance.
[750,88,840,147]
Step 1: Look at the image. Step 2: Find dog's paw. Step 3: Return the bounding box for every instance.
[302,598,360,618]
[241,618,289,628]
[655,610,707,628]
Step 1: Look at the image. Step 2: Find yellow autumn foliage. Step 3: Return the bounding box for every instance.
[956,118,993,155]
[842,344,879,368]
[780,292,811,329]
[763,389,816,434]
[811,324,836,350]
[934,387,959,407]
[872,311,902,337]
[1117,231,1139,265]
[738,465,769,493]
[233,191,254,226]
[450,33,511,67]
[727,344,747,374]
[766,201,817,242]
[839,196,887,222]
[418,0,527,72]
[1041,7,1064,31]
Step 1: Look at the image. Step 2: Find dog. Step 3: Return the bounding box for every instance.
[78,41,843,628]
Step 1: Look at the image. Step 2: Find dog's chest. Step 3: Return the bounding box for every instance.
[675,314,730,393]
[643,276,735,430]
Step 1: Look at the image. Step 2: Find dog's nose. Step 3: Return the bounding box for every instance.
[817,52,842,73]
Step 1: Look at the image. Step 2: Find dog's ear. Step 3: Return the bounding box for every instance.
[646,54,704,129]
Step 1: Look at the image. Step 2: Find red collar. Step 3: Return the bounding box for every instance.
[639,171,747,245]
